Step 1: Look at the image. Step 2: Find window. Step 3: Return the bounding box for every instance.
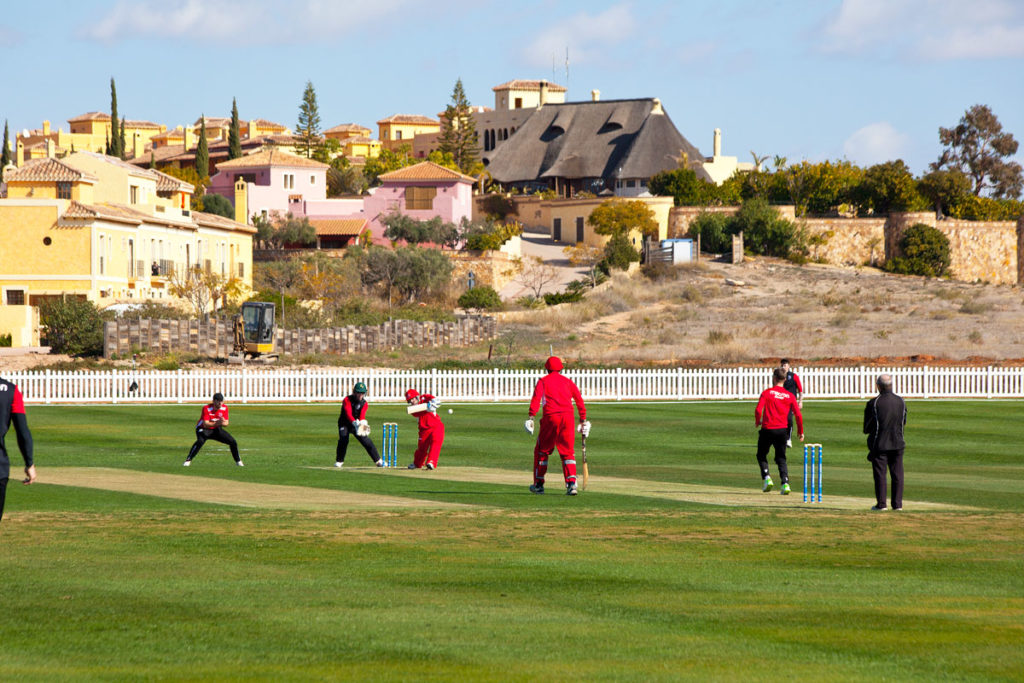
[405,186,437,210]
[514,97,523,109]
[5,289,25,305]
[56,181,72,199]
[283,174,295,189]
[395,130,403,140]
[553,217,562,242]
[310,175,316,184]
[130,185,139,203]
[626,180,636,188]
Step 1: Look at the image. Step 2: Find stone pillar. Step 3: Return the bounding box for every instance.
[234,178,248,224]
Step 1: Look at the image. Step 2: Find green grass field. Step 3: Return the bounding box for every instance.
[2,400,1023,681]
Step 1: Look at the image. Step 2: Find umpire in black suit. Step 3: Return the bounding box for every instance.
[863,374,907,511]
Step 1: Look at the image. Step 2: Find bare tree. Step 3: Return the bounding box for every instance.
[516,256,560,298]
[168,266,240,320]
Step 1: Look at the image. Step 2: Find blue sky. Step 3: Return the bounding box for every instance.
[3,0,1023,176]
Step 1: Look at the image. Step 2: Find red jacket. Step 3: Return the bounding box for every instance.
[755,386,803,432]
[529,372,585,420]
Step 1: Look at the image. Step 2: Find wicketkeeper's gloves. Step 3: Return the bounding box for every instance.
[524,419,534,435]
[577,420,592,437]
[356,420,370,437]
[351,420,360,431]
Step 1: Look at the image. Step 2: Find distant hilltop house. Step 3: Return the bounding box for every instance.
[324,123,381,159]
[14,113,166,164]
[484,95,708,197]
[377,114,440,153]
[0,151,254,311]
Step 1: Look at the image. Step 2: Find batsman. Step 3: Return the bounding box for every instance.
[526,356,590,496]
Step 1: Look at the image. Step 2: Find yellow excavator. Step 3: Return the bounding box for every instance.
[228,301,278,364]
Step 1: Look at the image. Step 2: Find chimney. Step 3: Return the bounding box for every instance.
[247,120,256,139]
[184,126,194,151]
[591,89,600,102]
[539,80,549,107]
[713,128,721,158]
[43,120,51,136]
[46,138,55,159]
[16,140,24,166]
[651,98,663,115]
[133,131,143,159]
[234,177,249,224]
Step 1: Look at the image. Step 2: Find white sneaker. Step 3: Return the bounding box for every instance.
[334,461,343,468]
[762,476,774,492]
[567,482,578,496]
[236,461,244,467]
[183,460,191,467]
[786,439,792,448]
[375,460,385,468]
[426,463,435,470]
[407,463,418,469]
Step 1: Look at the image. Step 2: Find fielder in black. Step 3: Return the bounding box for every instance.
[863,373,906,511]
[1,375,37,522]
[184,392,243,467]
[336,382,383,468]
[780,358,803,447]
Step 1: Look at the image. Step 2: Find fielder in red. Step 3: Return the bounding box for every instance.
[527,356,589,496]
[405,389,444,470]
[754,367,804,494]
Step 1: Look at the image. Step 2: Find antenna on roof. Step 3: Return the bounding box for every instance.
[565,47,570,99]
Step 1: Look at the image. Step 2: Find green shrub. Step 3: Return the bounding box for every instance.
[543,289,584,305]
[946,195,1024,221]
[884,223,951,277]
[458,286,503,310]
[599,233,640,271]
[40,298,104,356]
[478,194,516,220]
[0,333,12,347]
[464,221,523,251]
[732,198,798,257]
[689,212,733,253]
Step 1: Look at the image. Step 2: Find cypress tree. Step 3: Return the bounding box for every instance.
[149,151,155,169]
[1,120,10,167]
[437,78,479,174]
[296,80,321,159]
[228,97,242,160]
[109,78,122,158]
[119,117,127,159]
[195,116,209,179]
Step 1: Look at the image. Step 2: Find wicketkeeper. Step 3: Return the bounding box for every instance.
[336,382,383,468]
[526,356,589,496]
[405,389,444,470]
[184,392,243,467]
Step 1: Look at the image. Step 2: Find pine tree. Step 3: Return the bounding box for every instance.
[119,117,127,160]
[437,78,479,175]
[1,120,10,167]
[228,97,242,160]
[195,116,209,179]
[296,80,321,159]
[109,77,122,159]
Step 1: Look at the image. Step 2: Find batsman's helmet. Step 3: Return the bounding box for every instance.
[405,388,420,402]
[353,382,367,394]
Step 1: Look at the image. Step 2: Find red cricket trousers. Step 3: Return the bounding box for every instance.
[533,413,577,486]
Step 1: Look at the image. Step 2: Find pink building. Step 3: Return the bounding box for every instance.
[363,162,475,242]
[208,148,329,222]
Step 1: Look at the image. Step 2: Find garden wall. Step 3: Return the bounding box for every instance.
[103,316,498,359]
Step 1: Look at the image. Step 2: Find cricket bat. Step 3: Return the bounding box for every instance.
[581,433,589,491]
[407,402,428,414]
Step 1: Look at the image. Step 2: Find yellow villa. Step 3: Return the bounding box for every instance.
[0,152,255,315]
[376,114,439,152]
[16,113,167,163]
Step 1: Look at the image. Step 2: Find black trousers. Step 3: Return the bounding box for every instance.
[871,449,904,509]
[336,423,380,464]
[187,427,240,463]
[0,477,7,522]
[756,428,790,483]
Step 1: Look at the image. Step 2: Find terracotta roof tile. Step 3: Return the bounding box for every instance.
[214,148,328,171]
[193,210,257,234]
[194,117,231,127]
[324,123,371,135]
[492,79,567,92]
[152,169,194,193]
[5,158,98,183]
[378,161,476,184]
[124,119,163,129]
[376,114,439,126]
[68,111,110,123]
[250,118,287,129]
[309,218,367,236]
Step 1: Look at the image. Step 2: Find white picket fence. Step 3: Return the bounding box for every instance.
[7,366,1024,404]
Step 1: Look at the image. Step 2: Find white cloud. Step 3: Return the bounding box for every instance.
[523,4,638,69]
[819,0,1024,60]
[81,0,416,44]
[842,122,910,166]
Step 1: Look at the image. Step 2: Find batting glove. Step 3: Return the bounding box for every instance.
[577,420,591,437]
[524,419,534,435]
[427,399,441,412]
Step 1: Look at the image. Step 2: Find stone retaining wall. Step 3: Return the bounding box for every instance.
[104,316,497,359]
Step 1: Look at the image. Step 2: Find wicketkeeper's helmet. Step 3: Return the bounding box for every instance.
[354,382,367,394]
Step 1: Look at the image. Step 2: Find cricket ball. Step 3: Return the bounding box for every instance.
[448,408,453,414]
